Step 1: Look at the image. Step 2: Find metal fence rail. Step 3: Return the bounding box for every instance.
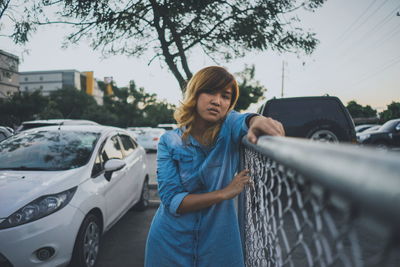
[239,136,400,267]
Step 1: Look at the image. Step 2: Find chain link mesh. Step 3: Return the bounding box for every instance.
[241,147,400,267]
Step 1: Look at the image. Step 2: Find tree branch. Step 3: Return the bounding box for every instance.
[162,13,192,79]
[149,0,186,89]
[0,0,11,20]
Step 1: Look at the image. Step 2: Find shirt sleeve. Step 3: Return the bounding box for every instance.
[156,134,188,216]
[225,110,255,144]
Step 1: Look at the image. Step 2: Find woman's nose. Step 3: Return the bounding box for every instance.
[210,94,221,106]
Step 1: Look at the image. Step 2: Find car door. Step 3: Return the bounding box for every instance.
[119,134,144,206]
[95,134,130,226]
[392,122,400,147]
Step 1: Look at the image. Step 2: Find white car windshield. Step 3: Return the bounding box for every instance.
[0,130,100,171]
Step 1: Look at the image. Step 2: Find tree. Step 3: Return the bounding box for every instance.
[47,86,99,119]
[379,102,400,123]
[0,90,49,127]
[102,80,176,127]
[7,0,325,90]
[38,100,64,119]
[142,101,176,127]
[346,100,377,118]
[234,65,266,112]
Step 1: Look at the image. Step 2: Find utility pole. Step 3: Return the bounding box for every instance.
[281,60,285,98]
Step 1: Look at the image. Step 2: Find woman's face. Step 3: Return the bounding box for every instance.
[196,86,232,125]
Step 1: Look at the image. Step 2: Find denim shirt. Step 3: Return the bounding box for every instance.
[145,110,250,267]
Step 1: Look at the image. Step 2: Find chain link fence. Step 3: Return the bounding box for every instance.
[239,136,400,267]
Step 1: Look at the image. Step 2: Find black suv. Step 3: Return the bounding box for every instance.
[258,96,356,143]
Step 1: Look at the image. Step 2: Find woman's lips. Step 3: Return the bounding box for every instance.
[207,108,219,115]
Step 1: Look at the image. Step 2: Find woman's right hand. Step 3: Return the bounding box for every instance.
[221,169,252,200]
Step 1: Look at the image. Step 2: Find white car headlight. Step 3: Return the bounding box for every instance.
[358,134,371,142]
[0,187,77,229]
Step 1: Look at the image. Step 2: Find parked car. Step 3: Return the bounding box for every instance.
[357,118,400,149]
[361,125,381,133]
[257,96,356,143]
[355,124,380,133]
[0,125,149,267]
[16,119,99,133]
[156,123,178,131]
[0,126,13,142]
[128,127,166,151]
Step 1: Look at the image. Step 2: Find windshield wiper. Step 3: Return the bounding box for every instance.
[0,166,50,171]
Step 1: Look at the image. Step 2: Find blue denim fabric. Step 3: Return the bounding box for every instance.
[145,111,251,267]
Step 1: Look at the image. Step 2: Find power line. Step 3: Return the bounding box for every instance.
[350,55,400,87]
[342,2,400,56]
[332,6,400,70]
[312,1,399,76]
[345,0,391,38]
[335,0,377,43]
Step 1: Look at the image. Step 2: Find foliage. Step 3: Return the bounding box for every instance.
[47,87,98,119]
[379,102,400,123]
[234,65,266,112]
[0,90,48,127]
[142,101,176,127]
[346,100,377,118]
[4,0,326,90]
[0,82,175,129]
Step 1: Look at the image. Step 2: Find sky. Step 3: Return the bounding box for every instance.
[1,0,399,112]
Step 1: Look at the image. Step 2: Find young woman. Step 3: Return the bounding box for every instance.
[145,66,284,267]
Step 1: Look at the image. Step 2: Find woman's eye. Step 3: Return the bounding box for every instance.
[222,95,231,100]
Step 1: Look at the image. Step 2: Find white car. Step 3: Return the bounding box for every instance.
[128,127,165,151]
[156,123,177,131]
[16,119,99,133]
[0,125,149,267]
[0,126,13,142]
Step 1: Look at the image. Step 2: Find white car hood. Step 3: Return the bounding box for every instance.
[0,167,88,218]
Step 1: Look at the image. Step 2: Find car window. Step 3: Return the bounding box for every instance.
[0,131,99,170]
[92,141,106,177]
[91,135,123,177]
[119,134,137,157]
[0,132,6,142]
[265,99,347,126]
[101,136,123,161]
[380,120,398,132]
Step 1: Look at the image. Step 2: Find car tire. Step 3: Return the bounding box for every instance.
[133,178,150,212]
[69,213,102,267]
[375,141,389,150]
[306,120,347,143]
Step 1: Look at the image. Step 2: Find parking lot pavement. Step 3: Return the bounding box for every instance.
[95,151,159,267]
[146,151,157,185]
[95,207,157,267]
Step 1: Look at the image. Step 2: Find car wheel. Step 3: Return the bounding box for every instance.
[133,178,150,211]
[308,129,339,143]
[305,120,348,143]
[70,213,101,267]
[375,141,389,150]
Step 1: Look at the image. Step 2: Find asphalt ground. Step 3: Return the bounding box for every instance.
[95,151,159,267]
[95,207,157,267]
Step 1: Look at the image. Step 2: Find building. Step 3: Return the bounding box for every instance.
[19,70,104,105]
[0,50,19,98]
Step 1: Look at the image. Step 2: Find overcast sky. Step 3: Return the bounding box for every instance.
[1,0,399,112]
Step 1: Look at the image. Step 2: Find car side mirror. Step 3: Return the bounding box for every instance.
[104,159,126,181]
[395,124,400,131]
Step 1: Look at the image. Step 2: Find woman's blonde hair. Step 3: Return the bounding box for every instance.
[174,66,239,146]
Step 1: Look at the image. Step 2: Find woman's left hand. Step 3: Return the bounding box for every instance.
[247,116,285,144]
